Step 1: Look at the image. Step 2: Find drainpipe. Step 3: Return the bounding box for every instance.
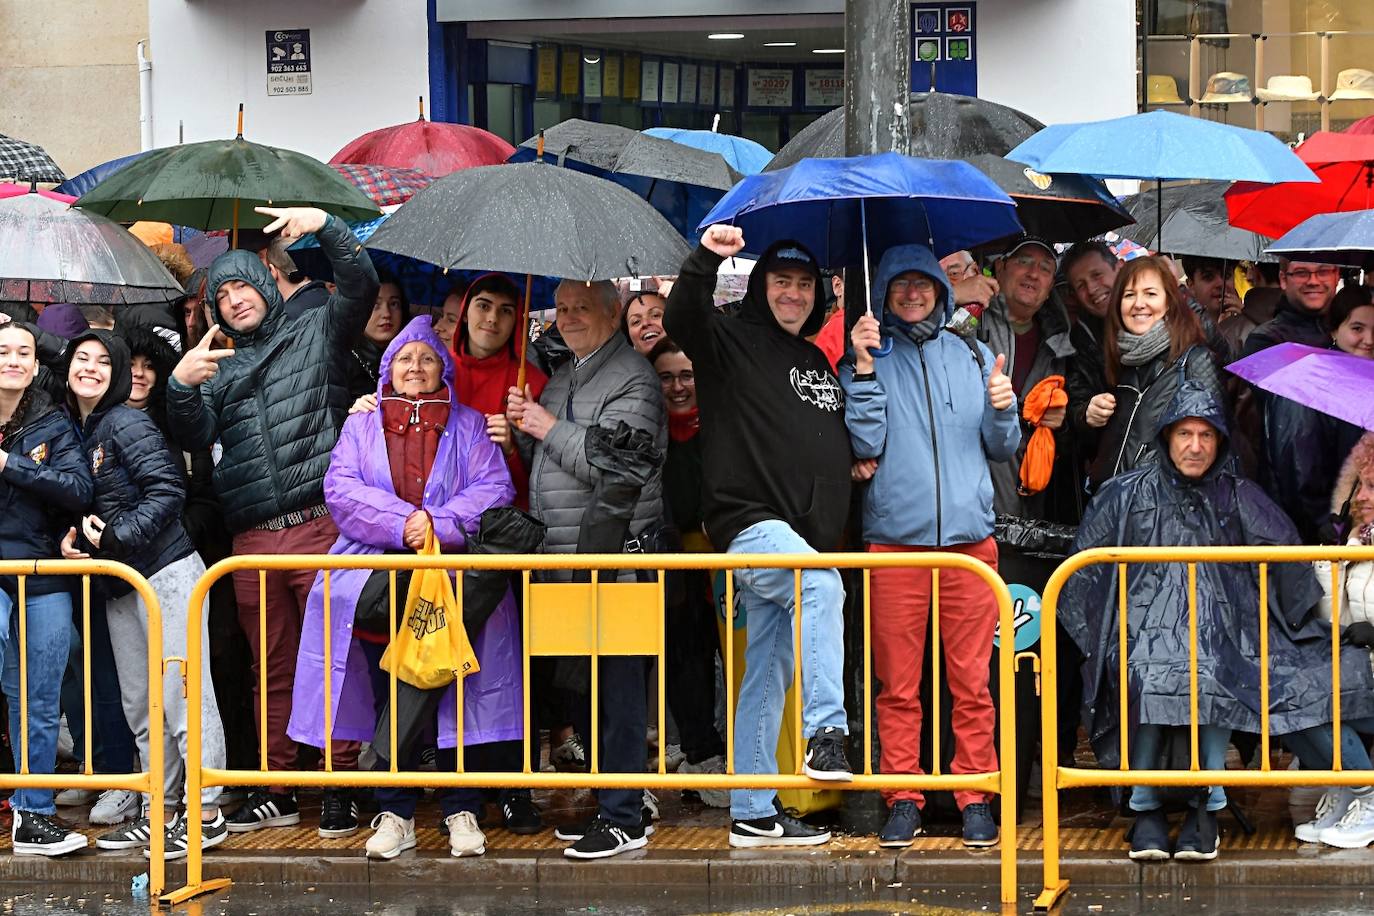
[137,40,153,151]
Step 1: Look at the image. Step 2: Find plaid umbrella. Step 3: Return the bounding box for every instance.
[0,134,65,184]
[330,163,432,207]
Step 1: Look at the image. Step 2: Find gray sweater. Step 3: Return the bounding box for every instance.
[520,333,666,579]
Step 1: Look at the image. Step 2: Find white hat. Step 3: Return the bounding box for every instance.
[1200,72,1252,104]
[1330,68,1374,101]
[1256,74,1320,102]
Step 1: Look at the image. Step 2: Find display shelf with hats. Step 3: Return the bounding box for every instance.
[1256,74,1322,102]
[1330,68,1374,102]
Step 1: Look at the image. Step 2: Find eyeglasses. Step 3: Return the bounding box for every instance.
[1285,266,1340,282]
[889,277,936,294]
[1010,253,1056,275]
[658,371,695,386]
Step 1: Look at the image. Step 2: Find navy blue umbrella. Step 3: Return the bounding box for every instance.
[53,150,154,198]
[1265,209,1374,269]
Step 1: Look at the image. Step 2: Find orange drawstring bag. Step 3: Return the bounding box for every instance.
[1018,375,1068,496]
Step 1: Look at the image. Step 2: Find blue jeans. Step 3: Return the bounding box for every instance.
[1130,724,1231,813]
[1281,718,1374,772]
[727,520,847,820]
[1,590,74,815]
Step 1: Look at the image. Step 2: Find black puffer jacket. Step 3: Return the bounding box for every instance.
[165,216,379,533]
[0,381,93,598]
[66,330,193,587]
[1085,344,1226,493]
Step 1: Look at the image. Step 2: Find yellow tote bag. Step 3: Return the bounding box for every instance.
[379,526,479,690]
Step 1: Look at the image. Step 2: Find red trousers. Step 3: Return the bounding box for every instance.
[232,514,359,789]
[869,538,999,809]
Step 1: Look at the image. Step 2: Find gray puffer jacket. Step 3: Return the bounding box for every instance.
[165,216,378,533]
[520,333,666,579]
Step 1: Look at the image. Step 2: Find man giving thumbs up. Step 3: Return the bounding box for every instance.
[838,243,1020,851]
[165,205,379,837]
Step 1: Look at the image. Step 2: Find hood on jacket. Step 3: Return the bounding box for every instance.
[455,272,523,359]
[64,328,133,419]
[206,249,285,342]
[741,239,827,338]
[36,303,90,340]
[121,323,179,383]
[377,315,457,403]
[1155,380,1231,482]
[868,244,956,325]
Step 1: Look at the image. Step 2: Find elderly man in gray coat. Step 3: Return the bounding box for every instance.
[507,279,666,861]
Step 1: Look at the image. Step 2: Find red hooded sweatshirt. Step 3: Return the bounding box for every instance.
[451,274,549,509]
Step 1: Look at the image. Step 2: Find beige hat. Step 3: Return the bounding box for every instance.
[1146,74,1186,106]
[1199,72,1252,104]
[1256,74,1320,102]
[1330,68,1374,101]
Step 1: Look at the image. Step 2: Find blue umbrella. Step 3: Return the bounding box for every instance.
[53,150,155,198]
[700,151,1021,358]
[643,127,773,175]
[1265,208,1374,269]
[1006,109,1317,245]
[698,151,1021,264]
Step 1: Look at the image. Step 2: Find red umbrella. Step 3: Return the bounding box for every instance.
[1347,115,1374,136]
[0,182,74,203]
[1226,131,1374,238]
[329,163,431,207]
[330,98,514,178]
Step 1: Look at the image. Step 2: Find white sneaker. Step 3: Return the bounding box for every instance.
[54,788,99,807]
[642,789,659,820]
[89,789,141,825]
[445,811,486,857]
[1296,787,1356,843]
[678,754,730,808]
[1319,792,1374,848]
[364,812,416,860]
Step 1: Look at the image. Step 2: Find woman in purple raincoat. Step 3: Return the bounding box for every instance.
[287,316,521,860]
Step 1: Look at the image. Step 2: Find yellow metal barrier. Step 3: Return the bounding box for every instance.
[167,551,1019,906]
[1036,545,1374,912]
[0,560,168,896]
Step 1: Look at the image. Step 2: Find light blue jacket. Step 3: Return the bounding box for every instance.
[839,244,1021,547]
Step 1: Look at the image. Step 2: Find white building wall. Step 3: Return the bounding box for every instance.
[147,0,1135,164]
[147,0,430,162]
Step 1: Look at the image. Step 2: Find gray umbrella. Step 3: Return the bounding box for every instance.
[0,134,65,184]
[0,191,183,306]
[765,91,1045,172]
[516,118,743,190]
[367,161,690,281]
[1119,181,1276,262]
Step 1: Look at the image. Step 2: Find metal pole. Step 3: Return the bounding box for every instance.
[844,0,911,157]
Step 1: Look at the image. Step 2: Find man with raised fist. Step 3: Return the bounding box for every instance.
[166,206,379,838]
[840,243,1021,851]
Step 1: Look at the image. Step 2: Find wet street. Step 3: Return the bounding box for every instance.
[4,884,1374,916]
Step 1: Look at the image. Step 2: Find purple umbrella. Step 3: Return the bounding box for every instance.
[1227,342,1374,430]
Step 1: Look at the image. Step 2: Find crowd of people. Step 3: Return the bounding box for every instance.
[2,197,1373,867]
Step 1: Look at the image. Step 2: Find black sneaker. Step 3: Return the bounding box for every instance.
[96,815,155,850]
[730,811,831,848]
[563,815,647,860]
[879,800,922,848]
[318,789,360,838]
[148,810,229,861]
[225,789,300,834]
[500,793,543,835]
[12,809,87,856]
[802,726,853,782]
[555,806,655,842]
[1128,808,1171,861]
[1173,805,1219,861]
[961,802,998,848]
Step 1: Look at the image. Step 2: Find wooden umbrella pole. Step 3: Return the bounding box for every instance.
[231,197,240,250]
[516,275,533,392]
[419,95,425,121]
[236,102,244,139]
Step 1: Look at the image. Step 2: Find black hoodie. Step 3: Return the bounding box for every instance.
[65,329,193,587]
[664,242,852,550]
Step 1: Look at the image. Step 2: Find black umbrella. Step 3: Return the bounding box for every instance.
[461,507,546,638]
[572,422,664,582]
[765,91,1045,172]
[0,134,65,184]
[963,154,1134,243]
[0,191,184,306]
[1119,181,1276,262]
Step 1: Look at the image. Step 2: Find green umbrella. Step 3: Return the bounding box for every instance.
[74,125,380,239]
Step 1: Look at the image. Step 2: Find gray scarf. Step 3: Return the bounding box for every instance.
[1117,321,1171,366]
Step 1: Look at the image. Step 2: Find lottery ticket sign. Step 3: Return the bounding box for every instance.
[266,29,311,96]
[909,3,977,95]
